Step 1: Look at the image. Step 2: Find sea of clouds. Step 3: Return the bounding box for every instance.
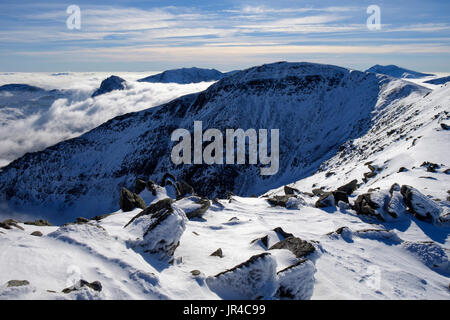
[0,72,214,167]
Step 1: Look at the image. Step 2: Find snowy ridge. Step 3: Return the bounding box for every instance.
[0,62,432,220]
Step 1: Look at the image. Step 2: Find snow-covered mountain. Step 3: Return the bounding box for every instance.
[366,64,434,79]
[138,67,224,84]
[0,62,436,221]
[92,75,126,97]
[0,62,449,301]
[425,75,450,85]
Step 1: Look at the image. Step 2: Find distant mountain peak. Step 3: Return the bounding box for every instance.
[92,75,126,97]
[138,67,224,84]
[365,64,434,79]
[0,83,44,92]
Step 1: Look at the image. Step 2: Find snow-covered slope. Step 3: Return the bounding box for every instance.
[0,183,448,300]
[425,76,450,85]
[366,65,434,79]
[138,67,224,84]
[0,62,433,221]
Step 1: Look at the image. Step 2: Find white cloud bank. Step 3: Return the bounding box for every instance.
[0,73,213,167]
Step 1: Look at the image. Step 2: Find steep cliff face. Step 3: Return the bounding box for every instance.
[0,62,429,219]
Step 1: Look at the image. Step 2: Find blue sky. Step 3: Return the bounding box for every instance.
[1,0,449,72]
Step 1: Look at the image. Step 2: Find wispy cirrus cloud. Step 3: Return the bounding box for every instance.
[1,1,450,71]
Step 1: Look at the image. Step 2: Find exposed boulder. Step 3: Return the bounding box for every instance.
[210,248,223,258]
[24,219,52,227]
[161,173,177,186]
[62,279,102,294]
[312,188,325,196]
[332,190,349,204]
[269,236,315,259]
[400,185,442,222]
[7,280,30,288]
[284,185,300,196]
[146,180,157,195]
[250,235,269,248]
[275,259,316,300]
[273,227,294,239]
[176,180,195,199]
[420,161,440,173]
[0,219,24,230]
[337,179,358,195]
[315,192,335,208]
[119,187,146,212]
[124,198,187,262]
[30,231,43,237]
[174,196,210,219]
[205,253,277,299]
[353,192,387,221]
[134,179,147,194]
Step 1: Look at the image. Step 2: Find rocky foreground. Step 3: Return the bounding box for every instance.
[0,174,448,299]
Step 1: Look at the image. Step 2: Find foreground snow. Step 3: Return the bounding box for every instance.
[0,191,448,299]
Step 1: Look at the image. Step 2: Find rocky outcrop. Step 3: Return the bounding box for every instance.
[124,198,187,262]
[7,280,30,288]
[275,259,316,300]
[400,185,442,222]
[92,75,126,97]
[0,219,24,230]
[174,196,210,219]
[336,179,358,195]
[62,280,102,294]
[119,187,146,212]
[24,219,52,227]
[210,248,223,258]
[269,237,315,258]
[206,253,277,299]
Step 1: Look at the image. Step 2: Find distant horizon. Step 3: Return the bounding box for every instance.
[1,1,449,72]
[1,61,450,75]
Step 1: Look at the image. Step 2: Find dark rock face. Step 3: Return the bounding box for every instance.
[24,219,52,227]
[315,192,335,208]
[273,227,294,239]
[176,196,210,219]
[353,193,384,220]
[400,185,442,221]
[284,186,300,196]
[269,237,315,258]
[337,180,358,195]
[0,219,24,230]
[251,235,269,248]
[332,190,349,204]
[176,180,195,199]
[134,179,147,194]
[30,231,43,237]
[92,76,126,97]
[124,198,174,228]
[119,187,146,212]
[7,280,30,287]
[210,248,223,258]
[62,280,102,293]
[267,195,293,207]
[420,161,440,173]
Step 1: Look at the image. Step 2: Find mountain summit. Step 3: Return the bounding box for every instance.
[137,67,224,84]
[365,64,434,79]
